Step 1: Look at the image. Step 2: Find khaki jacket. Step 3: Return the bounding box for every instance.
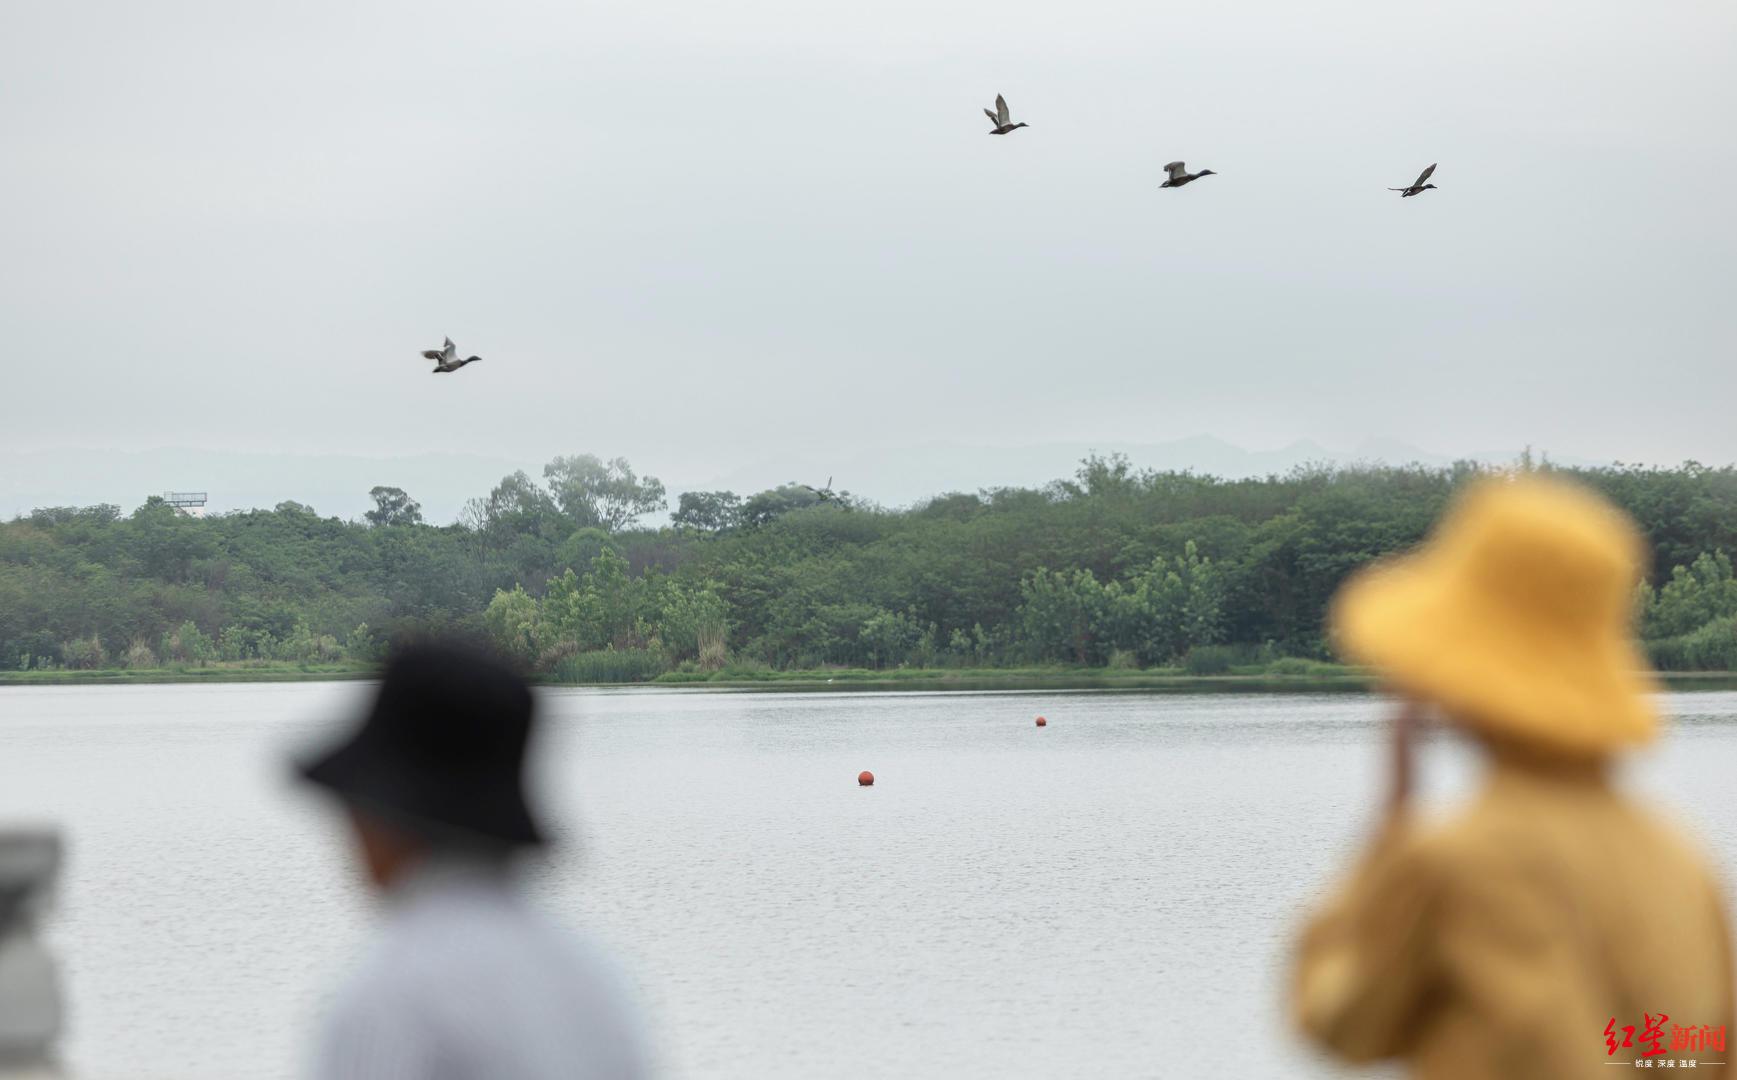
[1294,758,1733,1078]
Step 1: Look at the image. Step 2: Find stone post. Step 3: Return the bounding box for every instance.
[0,830,63,1079]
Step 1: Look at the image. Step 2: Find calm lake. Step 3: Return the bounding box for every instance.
[5,683,1737,1079]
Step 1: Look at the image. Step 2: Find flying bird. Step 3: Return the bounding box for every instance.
[1160,161,1217,188]
[983,94,1029,135]
[1389,163,1438,197]
[419,336,482,374]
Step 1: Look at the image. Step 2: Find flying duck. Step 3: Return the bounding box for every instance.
[419,337,482,374]
[1160,161,1216,188]
[1389,163,1438,197]
[983,94,1028,135]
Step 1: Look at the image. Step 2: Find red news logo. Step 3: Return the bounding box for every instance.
[1606,1014,1727,1064]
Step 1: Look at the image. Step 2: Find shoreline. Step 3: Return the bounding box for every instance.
[0,664,373,686]
[6,666,1737,693]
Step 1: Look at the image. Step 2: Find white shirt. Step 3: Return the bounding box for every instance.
[314,860,649,1080]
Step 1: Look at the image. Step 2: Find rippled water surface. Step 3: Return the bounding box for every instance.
[5,684,1737,1079]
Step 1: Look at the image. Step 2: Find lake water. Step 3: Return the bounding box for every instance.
[4,683,1737,1079]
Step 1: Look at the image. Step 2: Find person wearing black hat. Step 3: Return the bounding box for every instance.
[297,643,649,1080]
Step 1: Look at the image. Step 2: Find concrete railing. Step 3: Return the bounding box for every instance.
[0,829,62,1078]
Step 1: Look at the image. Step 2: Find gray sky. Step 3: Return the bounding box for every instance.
[3,0,1734,505]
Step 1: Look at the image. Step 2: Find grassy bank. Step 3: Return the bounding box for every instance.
[0,662,373,686]
[639,659,1362,692]
[7,661,1737,694]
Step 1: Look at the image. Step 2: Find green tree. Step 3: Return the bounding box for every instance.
[580,549,644,648]
[556,528,614,574]
[61,633,108,670]
[672,491,743,533]
[1646,551,1737,639]
[365,486,424,527]
[1019,568,1109,664]
[483,586,542,666]
[656,580,729,662]
[274,620,321,662]
[1053,452,1142,500]
[162,620,216,666]
[11,458,1737,677]
[543,455,668,532]
[859,609,924,668]
[345,622,379,662]
[481,471,562,536]
[740,484,827,527]
[1111,541,1227,665]
[541,569,602,653]
[538,550,648,653]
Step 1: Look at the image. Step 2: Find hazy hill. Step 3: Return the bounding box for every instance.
[2,437,1601,523]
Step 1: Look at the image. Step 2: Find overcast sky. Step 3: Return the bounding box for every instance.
[3,0,1734,496]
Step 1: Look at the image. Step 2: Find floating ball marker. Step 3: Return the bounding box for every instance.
[858,770,875,786]
[1035,716,1047,727]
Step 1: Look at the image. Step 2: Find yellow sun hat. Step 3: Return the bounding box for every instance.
[1330,474,1660,756]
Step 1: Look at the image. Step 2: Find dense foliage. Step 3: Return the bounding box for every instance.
[6,454,1737,677]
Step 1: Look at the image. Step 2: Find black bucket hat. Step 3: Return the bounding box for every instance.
[297,642,544,847]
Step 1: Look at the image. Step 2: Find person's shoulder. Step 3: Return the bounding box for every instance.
[331,913,449,1010]
[362,888,642,1004]
[333,900,640,1023]
[1427,780,1722,894]
[315,929,449,1077]
[498,906,655,1066]
[1618,800,1730,892]
[1351,809,1511,906]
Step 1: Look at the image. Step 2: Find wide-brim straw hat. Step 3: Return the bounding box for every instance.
[1331,475,1660,756]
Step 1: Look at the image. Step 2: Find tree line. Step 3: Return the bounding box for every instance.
[5,452,1737,677]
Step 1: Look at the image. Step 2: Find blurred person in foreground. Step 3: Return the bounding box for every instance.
[296,642,648,1080]
[1293,476,1733,1077]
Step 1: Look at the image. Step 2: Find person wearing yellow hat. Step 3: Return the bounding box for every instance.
[1292,475,1733,1077]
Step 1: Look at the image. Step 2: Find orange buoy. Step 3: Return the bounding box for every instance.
[1035,716,1047,727]
[858,770,875,786]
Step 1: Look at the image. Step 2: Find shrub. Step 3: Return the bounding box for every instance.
[161,621,216,666]
[1183,645,1238,676]
[483,586,541,667]
[61,634,108,670]
[219,625,276,662]
[697,629,728,671]
[124,640,159,669]
[1649,635,1692,671]
[1644,551,1737,640]
[312,634,344,664]
[1106,648,1140,671]
[658,582,729,663]
[717,657,776,680]
[552,648,669,684]
[859,609,925,669]
[1686,620,1737,670]
[536,638,581,671]
[270,621,321,663]
[1650,618,1737,672]
[345,623,380,664]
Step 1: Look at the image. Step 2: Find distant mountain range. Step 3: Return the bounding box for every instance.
[0,438,1608,524]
